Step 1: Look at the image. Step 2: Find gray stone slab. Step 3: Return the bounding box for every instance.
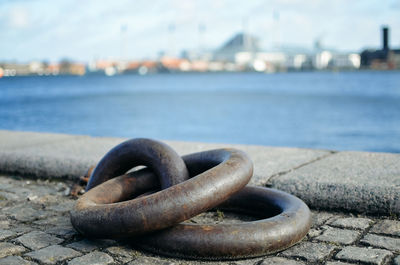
[10,226,34,236]
[127,256,176,265]
[165,140,331,185]
[25,245,81,265]
[3,204,49,222]
[280,242,338,262]
[0,242,26,258]
[105,246,140,263]
[315,227,360,245]
[68,251,113,265]
[325,262,354,265]
[311,211,336,228]
[0,230,16,241]
[224,258,263,265]
[395,255,400,265]
[35,215,72,227]
[0,255,37,265]
[259,257,305,265]
[335,246,392,265]
[66,240,99,253]
[269,151,400,215]
[45,227,76,239]
[329,217,372,230]
[0,130,76,150]
[307,228,323,238]
[0,135,123,179]
[360,233,400,252]
[0,191,19,201]
[0,221,9,230]
[370,220,400,237]
[14,231,63,250]
[0,131,330,185]
[67,239,116,253]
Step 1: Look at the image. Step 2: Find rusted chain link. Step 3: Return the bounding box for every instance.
[85,138,190,191]
[71,139,253,238]
[134,186,311,259]
[70,138,311,259]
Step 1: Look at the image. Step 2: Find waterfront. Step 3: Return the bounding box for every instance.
[0,71,399,153]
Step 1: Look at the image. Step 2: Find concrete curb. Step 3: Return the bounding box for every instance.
[0,130,399,215]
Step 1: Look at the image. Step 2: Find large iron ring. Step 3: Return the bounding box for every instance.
[85,138,190,191]
[134,186,311,259]
[71,143,253,238]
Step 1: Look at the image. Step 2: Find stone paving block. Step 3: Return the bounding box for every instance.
[0,191,19,201]
[311,211,336,228]
[0,130,76,150]
[34,215,72,226]
[226,258,264,265]
[0,255,37,265]
[0,242,26,258]
[370,220,400,237]
[329,217,372,230]
[0,221,9,230]
[67,239,116,253]
[360,233,400,252]
[105,245,140,263]
[127,256,176,265]
[307,228,323,238]
[0,230,16,241]
[3,204,49,222]
[280,242,337,262]
[269,151,400,215]
[259,257,305,264]
[335,246,392,265]
[325,262,354,265]
[45,200,75,212]
[14,231,64,250]
[68,251,114,265]
[45,226,77,239]
[67,239,99,253]
[315,227,360,245]
[25,245,81,265]
[395,255,400,265]
[10,225,33,235]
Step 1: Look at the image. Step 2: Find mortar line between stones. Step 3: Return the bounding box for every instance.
[265,150,338,187]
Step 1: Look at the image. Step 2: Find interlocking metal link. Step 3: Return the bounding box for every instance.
[70,138,311,260]
[71,139,253,238]
[135,186,311,259]
[85,138,190,191]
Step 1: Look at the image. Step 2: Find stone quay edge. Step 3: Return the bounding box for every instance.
[0,129,399,215]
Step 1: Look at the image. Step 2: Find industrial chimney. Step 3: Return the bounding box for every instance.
[382,26,389,50]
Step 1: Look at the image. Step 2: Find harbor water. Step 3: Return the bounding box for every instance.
[1,71,399,153]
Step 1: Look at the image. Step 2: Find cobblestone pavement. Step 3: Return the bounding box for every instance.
[0,175,399,265]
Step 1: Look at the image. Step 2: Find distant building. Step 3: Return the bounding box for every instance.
[213,32,260,62]
[360,26,400,69]
[0,62,30,76]
[59,60,86,76]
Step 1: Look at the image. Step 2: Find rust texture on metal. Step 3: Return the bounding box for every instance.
[85,138,190,191]
[70,139,253,238]
[70,138,311,260]
[135,186,311,259]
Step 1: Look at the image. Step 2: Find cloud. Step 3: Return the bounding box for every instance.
[8,6,29,29]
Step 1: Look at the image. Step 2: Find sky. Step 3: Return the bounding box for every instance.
[0,0,399,62]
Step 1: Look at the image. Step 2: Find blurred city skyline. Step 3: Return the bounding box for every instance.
[1,0,399,63]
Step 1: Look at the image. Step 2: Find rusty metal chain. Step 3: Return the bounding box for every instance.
[70,138,311,260]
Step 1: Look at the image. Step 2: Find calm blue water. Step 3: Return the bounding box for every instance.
[1,72,399,153]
